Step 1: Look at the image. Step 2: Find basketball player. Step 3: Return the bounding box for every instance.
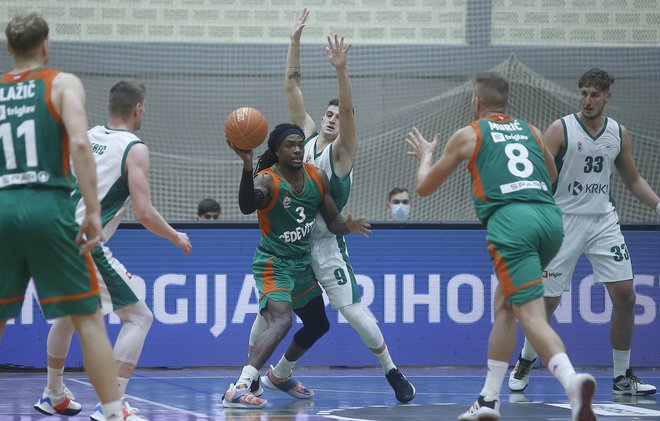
[0,11,125,420]
[509,68,658,396]
[406,73,596,421]
[35,81,192,421]
[248,8,416,403]
[222,123,371,409]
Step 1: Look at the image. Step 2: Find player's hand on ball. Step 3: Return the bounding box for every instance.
[345,214,372,238]
[226,139,254,162]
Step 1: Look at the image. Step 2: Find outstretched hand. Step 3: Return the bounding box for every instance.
[326,34,351,70]
[173,231,192,256]
[405,127,440,161]
[345,214,372,238]
[291,8,309,42]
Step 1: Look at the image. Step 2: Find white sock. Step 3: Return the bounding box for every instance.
[521,338,538,361]
[548,352,576,391]
[101,400,123,420]
[375,347,396,374]
[117,376,129,398]
[613,348,630,379]
[479,359,508,401]
[237,365,259,388]
[273,355,296,379]
[46,367,65,395]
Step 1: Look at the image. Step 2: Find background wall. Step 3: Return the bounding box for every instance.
[1,0,658,223]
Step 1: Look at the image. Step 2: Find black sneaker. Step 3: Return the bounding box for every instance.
[613,368,657,396]
[385,368,416,403]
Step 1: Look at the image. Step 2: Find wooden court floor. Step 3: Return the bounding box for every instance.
[1,366,658,420]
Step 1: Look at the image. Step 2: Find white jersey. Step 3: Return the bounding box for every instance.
[74,125,143,241]
[553,113,620,215]
[304,134,353,239]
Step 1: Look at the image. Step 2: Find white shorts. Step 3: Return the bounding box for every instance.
[543,211,633,297]
[92,243,139,315]
[310,234,361,309]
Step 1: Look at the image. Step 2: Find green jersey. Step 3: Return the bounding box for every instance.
[467,114,555,224]
[0,67,74,191]
[257,163,324,257]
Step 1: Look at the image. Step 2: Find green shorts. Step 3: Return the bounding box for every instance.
[0,189,100,320]
[252,247,322,312]
[92,243,139,313]
[486,202,564,306]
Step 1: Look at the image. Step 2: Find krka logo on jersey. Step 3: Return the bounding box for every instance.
[569,181,609,196]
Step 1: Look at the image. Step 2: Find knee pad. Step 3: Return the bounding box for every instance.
[339,303,384,349]
[113,301,153,365]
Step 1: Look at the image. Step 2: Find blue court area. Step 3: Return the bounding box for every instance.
[1,367,658,420]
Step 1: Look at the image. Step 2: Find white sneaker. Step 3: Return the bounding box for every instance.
[34,386,82,416]
[567,373,597,421]
[613,369,657,396]
[90,400,147,421]
[457,395,500,421]
[508,353,537,392]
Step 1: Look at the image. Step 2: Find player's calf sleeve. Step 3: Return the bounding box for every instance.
[249,313,269,349]
[47,316,75,359]
[113,301,153,365]
[293,295,330,349]
[339,302,385,350]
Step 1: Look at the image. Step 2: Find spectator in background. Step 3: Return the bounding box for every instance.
[197,198,221,220]
[387,187,412,222]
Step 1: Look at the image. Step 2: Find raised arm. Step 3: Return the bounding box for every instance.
[285,8,316,137]
[229,141,274,214]
[326,34,356,178]
[126,143,192,255]
[405,126,473,196]
[614,126,660,214]
[317,171,371,237]
[55,72,101,254]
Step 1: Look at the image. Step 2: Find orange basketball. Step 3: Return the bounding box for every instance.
[225,107,269,151]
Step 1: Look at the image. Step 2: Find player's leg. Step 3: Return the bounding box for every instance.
[310,235,415,402]
[262,293,328,399]
[586,213,655,395]
[510,213,584,392]
[25,190,124,420]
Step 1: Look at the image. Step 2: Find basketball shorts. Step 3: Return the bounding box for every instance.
[0,189,100,320]
[252,248,322,312]
[543,211,633,297]
[310,234,361,309]
[91,243,140,315]
[486,202,564,306]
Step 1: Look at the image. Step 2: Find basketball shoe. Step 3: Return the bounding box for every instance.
[34,385,82,416]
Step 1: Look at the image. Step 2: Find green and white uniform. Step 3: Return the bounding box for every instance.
[252,163,323,311]
[0,68,100,319]
[72,125,143,313]
[303,134,360,309]
[543,114,631,296]
[468,114,563,305]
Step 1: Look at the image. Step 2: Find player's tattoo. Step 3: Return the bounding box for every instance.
[288,71,301,81]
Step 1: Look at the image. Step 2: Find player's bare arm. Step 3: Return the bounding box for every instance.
[127,144,192,256]
[317,172,371,237]
[325,34,356,178]
[531,125,558,182]
[285,8,316,136]
[542,119,565,159]
[406,126,472,196]
[55,72,101,254]
[614,126,660,212]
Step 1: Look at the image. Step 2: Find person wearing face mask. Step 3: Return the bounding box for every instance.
[387,187,412,222]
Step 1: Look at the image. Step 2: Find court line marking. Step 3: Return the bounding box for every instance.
[69,378,211,418]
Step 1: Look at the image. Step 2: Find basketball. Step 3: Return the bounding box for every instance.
[224,107,268,151]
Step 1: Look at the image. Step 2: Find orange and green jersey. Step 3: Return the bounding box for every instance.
[0,67,74,191]
[257,163,324,257]
[467,114,555,225]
